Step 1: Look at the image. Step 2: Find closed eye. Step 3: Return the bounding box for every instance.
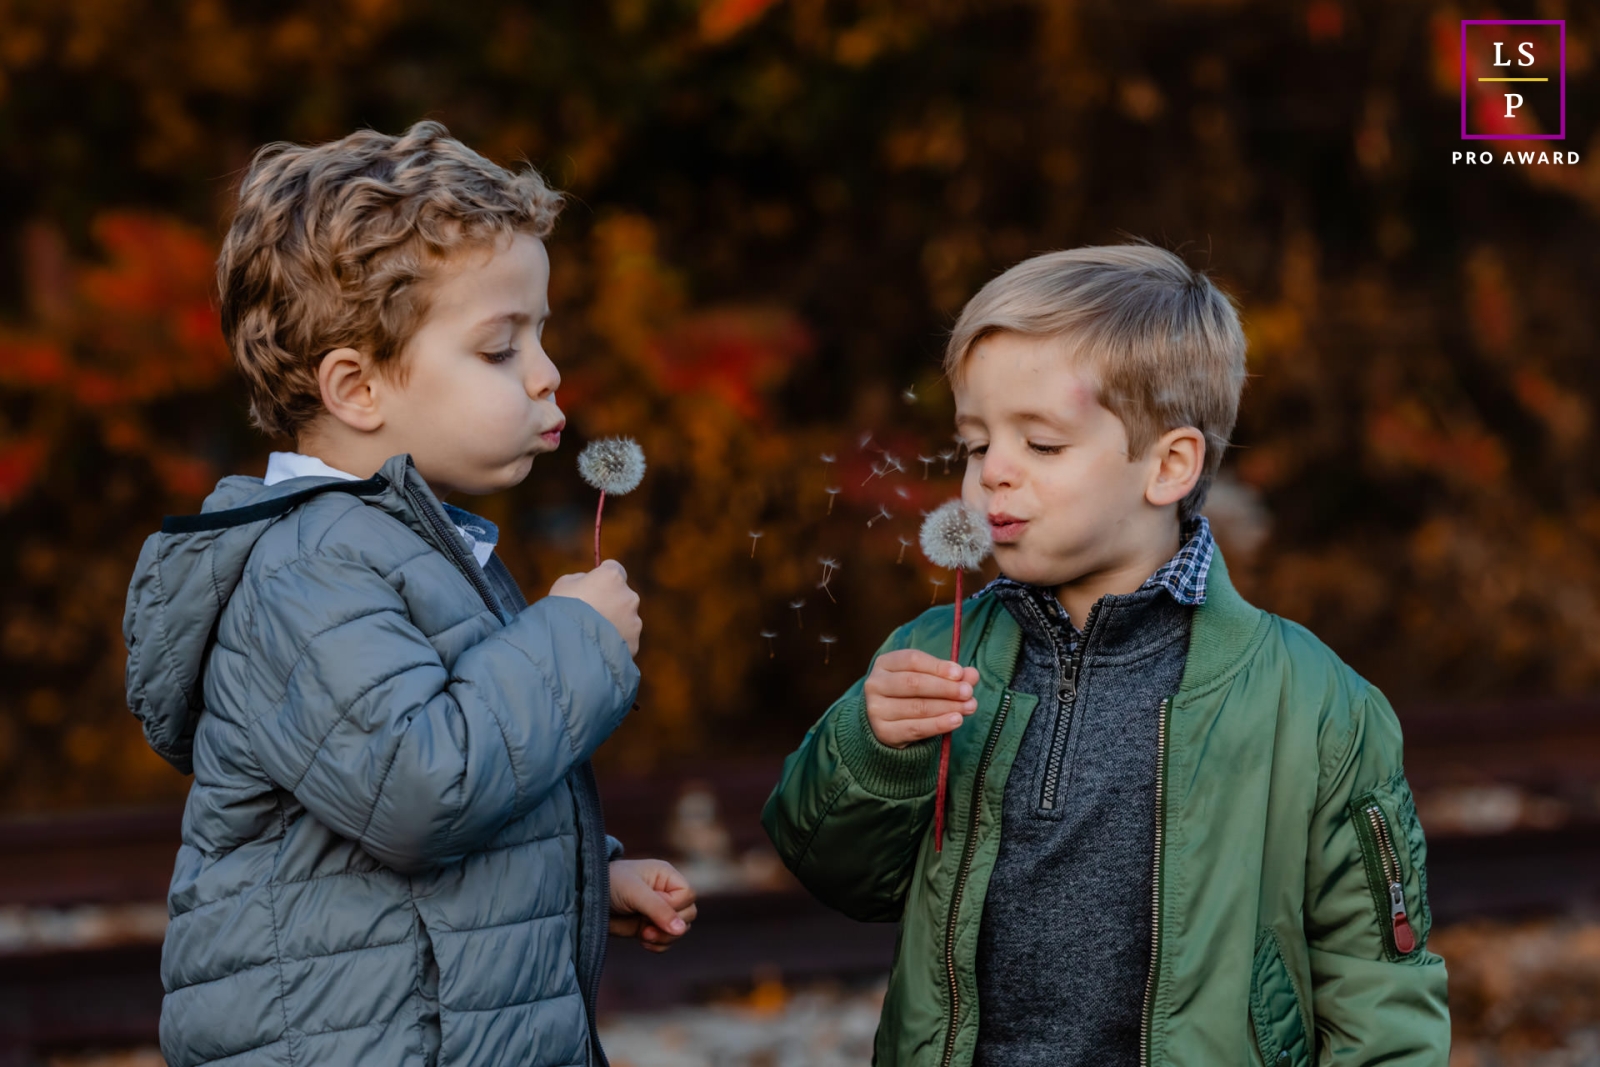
[1029,442,1065,455]
[483,347,518,364]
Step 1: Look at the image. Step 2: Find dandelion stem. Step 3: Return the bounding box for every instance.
[593,490,607,568]
[935,568,964,854]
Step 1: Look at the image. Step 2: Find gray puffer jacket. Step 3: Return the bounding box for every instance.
[123,453,639,1067]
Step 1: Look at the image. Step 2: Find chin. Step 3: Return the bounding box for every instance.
[993,547,1064,588]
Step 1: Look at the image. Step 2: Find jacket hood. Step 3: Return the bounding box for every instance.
[122,457,406,774]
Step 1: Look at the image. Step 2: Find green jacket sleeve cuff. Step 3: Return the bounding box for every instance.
[833,697,939,800]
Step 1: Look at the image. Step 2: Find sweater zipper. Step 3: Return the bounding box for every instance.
[399,478,504,621]
[1365,804,1416,954]
[940,691,1014,1067]
[1138,696,1171,1067]
[1040,600,1098,811]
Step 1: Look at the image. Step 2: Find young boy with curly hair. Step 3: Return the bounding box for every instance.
[764,245,1449,1066]
[124,121,694,1067]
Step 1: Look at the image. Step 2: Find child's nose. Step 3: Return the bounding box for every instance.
[525,350,560,400]
[979,447,1019,489]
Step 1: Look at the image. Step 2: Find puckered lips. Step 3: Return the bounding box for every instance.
[989,512,1027,545]
[539,419,566,448]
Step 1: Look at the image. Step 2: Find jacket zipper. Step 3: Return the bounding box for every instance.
[939,692,1014,1067]
[1040,599,1097,811]
[1365,804,1416,954]
[576,761,612,1067]
[1139,696,1171,1067]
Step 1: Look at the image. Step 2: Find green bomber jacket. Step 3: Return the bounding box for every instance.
[762,551,1450,1067]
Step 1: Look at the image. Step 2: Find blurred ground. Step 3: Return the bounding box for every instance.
[34,918,1600,1066]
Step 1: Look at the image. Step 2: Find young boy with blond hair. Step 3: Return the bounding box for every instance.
[764,245,1450,1066]
[124,121,694,1067]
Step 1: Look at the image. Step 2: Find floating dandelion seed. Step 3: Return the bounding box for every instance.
[920,499,995,854]
[760,629,779,658]
[928,576,947,603]
[819,634,838,664]
[897,536,913,564]
[577,437,647,566]
[938,449,956,474]
[816,558,840,602]
[902,385,918,404]
[820,452,836,465]
[789,599,806,628]
[825,486,842,513]
[748,530,764,558]
[867,505,893,528]
[884,453,906,475]
[895,486,911,501]
[862,460,887,487]
[858,431,876,452]
[918,455,936,479]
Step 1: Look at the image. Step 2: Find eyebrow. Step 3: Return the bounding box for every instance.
[955,410,1074,431]
[466,310,549,344]
[1014,410,1073,430]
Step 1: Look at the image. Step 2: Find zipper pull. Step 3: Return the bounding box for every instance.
[1388,881,1416,953]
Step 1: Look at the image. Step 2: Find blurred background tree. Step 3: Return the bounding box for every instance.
[0,0,1596,810]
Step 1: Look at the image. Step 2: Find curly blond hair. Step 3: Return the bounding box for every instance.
[945,244,1247,522]
[218,120,564,439]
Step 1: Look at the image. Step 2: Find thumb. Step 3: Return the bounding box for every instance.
[634,888,686,934]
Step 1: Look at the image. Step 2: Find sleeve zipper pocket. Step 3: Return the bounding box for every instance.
[1362,802,1417,955]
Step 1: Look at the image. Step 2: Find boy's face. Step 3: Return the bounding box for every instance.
[954,331,1168,588]
[383,232,564,496]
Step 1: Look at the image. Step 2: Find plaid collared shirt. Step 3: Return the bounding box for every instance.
[977,515,1216,635]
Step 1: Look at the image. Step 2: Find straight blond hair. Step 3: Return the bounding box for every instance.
[944,244,1247,521]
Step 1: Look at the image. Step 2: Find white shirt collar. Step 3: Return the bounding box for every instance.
[262,451,496,566]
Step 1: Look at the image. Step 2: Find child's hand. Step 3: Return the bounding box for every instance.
[864,649,980,749]
[609,859,697,953]
[548,560,642,654]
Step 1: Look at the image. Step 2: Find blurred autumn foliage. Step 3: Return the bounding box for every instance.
[0,0,1597,811]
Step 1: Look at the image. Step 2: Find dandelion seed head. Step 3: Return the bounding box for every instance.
[902,386,918,404]
[819,635,838,645]
[938,449,956,462]
[819,556,840,569]
[896,487,911,500]
[760,629,778,639]
[825,486,842,495]
[820,452,837,464]
[858,431,876,451]
[789,599,807,610]
[920,499,993,571]
[577,437,646,495]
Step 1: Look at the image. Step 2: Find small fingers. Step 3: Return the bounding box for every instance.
[873,695,976,723]
[876,649,967,679]
[880,711,967,747]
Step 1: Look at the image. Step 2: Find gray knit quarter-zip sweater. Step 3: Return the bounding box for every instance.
[974,527,1210,1066]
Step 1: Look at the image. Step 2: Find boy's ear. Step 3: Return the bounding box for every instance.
[1144,426,1205,509]
[317,347,386,433]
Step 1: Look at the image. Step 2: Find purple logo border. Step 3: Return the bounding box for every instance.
[1461,19,1567,141]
